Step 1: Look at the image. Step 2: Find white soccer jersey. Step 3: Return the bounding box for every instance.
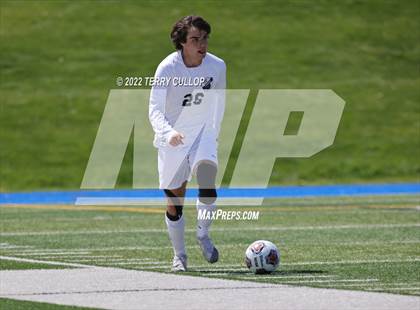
[149,50,226,148]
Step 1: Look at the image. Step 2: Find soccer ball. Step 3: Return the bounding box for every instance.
[245,240,280,274]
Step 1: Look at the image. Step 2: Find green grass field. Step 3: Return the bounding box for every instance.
[1,0,419,191]
[1,195,419,307]
[0,298,91,310]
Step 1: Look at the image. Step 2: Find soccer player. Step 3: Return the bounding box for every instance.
[149,16,226,272]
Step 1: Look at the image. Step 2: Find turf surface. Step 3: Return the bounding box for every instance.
[0,259,69,270]
[0,298,94,310]
[1,195,419,297]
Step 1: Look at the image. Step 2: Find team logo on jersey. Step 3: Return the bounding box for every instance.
[202,77,213,89]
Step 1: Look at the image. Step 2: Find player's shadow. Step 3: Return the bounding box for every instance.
[191,269,250,275]
[193,269,325,276]
[271,269,326,276]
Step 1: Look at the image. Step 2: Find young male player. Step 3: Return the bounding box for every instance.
[149,16,226,271]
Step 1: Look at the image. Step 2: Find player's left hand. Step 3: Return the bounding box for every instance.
[169,131,185,147]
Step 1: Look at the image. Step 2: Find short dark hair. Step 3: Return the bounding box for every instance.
[170,15,211,50]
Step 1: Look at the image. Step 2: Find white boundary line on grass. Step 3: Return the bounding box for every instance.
[4,257,411,270]
[65,258,154,262]
[322,282,420,287]
[132,258,420,270]
[278,279,379,284]
[1,223,419,236]
[282,258,420,266]
[2,240,420,256]
[205,273,338,278]
[0,246,175,253]
[26,255,121,260]
[0,244,34,250]
[0,256,93,268]
[16,252,91,256]
[111,261,166,265]
[368,287,420,291]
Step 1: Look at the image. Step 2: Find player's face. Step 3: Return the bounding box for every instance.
[181,27,209,66]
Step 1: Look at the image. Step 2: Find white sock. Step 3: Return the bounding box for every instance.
[196,199,215,239]
[165,214,186,257]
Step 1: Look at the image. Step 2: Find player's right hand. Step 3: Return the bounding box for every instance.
[168,131,185,146]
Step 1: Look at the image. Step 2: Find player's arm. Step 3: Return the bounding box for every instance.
[148,64,184,146]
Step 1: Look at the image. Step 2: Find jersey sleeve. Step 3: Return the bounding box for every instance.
[148,63,176,147]
[214,61,226,137]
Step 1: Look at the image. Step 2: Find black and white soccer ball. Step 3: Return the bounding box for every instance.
[245,240,280,274]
